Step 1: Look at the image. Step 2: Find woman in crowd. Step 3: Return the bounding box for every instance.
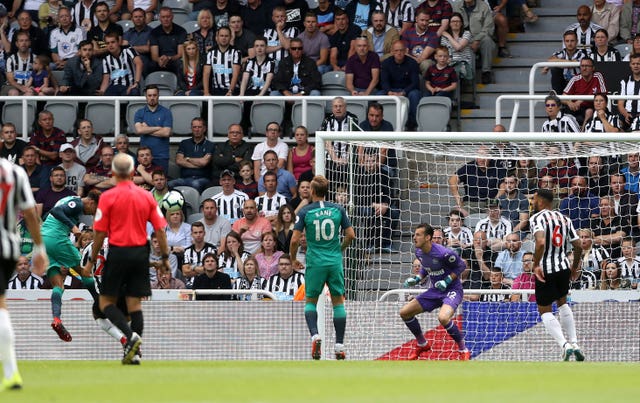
[254,231,283,279]
[589,29,621,62]
[583,92,621,133]
[598,260,631,290]
[287,126,314,180]
[191,9,215,56]
[164,209,192,265]
[274,204,295,253]
[233,256,266,300]
[440,12,474,80]
[217,230,251,281]
[176,40,204,96]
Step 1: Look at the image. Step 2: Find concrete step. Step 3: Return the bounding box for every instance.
[520,16,575,34]
[499,43,560,59]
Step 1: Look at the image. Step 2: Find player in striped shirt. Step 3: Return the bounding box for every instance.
[0,159,49,390]
[529,188,585,361]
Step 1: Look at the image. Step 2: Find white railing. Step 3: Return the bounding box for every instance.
[6,288,278,300]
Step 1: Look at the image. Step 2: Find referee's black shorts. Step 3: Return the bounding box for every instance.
[535,269,571,306]
[100,244,151,298]
[0,257,17,295]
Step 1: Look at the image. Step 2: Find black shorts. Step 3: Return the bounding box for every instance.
[101,245,151,298]
[535,269,571,306]
[0,257,17,296]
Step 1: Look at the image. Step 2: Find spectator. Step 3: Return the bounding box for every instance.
[1,31,35,96]
[147,232,177,283]
[401,9,438,74]
[290,179,311,213]
[313,0,337,36]
[565,4,603,51]
[0,123,27,164]
[620,54,640,129]
[35,166,77,217]
[623,33,640,60]
[191,9,215,57]
[99,31,143,96]
[443,209,474,255]
[484,0,512,58]
[229,13,256,64]
[620,0,640,44]
[231,199,273,255]
[38,0,62,31]
[169,117,214,193]
[609,173,639,234]
[577,228,609,282]
[239,37,276,97]
[287,126,314,181]
[59,39,103,96]
[211,0,240,30]
[462,230,495,289]
[496,175,529,234]
[538,150,579,199]
[591,196,629,259]
[271,37,322,96]
[599,260,632,290]
[71,0,97,31]
[254,231,284,278]
[472,267,509,302]
[440,12,474,81]
[20,146,43,194]
[620,152,640,193]
[82,144,116,192]
[150,7,187,75]
[87,2,123,58]
[584,92,621,133]
[233,256,265,300]
[175,40,204,96]
[134,85,173,173]
[452,0,496,84]
[275,204,295,253]
[7,256,43,289]
[49,7,84,71]
[182,221,218,289]
[70,118,104,170]
[236,160,258,200]
[448,146,507,215]
[584,155,613,197]
[203,26,241,96]
[493,232,526,286]
[258,150,297,200]
[362,10,399,62]
[9,11,48,56]
[562,57,607,127]
[251,122,289,180]
[514,158,538,195]
[474,199,513,252]
[379,40,420,130]
[164,209,192,267]
[255,172,288,222]
[133,146,161,190]
[543,31,587,95]
[150,169,169,203]
[151,264,186,289]
[241,0,271,38]
[379,0,414,36]
[29,110,67,176]
[617,238,640,286]
[218,230,250,280]
[345,36,380,95]
[122,8,154,75]
[198,198,231,249]
[213,169,249,224]
[589,28,621,61]
[541,92,581,133]
[193,252,233,300]
[25,55,55,95]
[510,252,536,302]
[357,102,396,176]
[423,45,457,99]
[283,0,309,32]
[560,175,600,230]
[329,8,361,71]
[264,6,299,65]
[321,97,359,184]
[114,134,136,159]
[58,144,86,197]
[591,0,620,44]
[211,124,254,185]
[345,0,381,31]
[264,254,304,301]
[297,11,331,73]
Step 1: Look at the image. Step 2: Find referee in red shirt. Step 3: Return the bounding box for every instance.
[84,153,170,365]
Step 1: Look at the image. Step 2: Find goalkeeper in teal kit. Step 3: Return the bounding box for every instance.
[290,176,356,360]
[41,190,101,342]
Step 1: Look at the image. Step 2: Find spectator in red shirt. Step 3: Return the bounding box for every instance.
[562,57,607,127]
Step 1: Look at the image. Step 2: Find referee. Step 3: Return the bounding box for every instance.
[0,159,49,390]
[83,153,170,365]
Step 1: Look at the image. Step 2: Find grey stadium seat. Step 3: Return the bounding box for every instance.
[292,100,326,135]
[2,101,36,135]
[170,101,202,136]
[211,101,243,135]
[250,101,285,136]
[173,185,200,216]
[44,101,78,134]
[84,102,115,135]
[199,186,222,205]
[416,97,451,132]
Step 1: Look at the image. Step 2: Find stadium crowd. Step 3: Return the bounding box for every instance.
[3,1,640,297]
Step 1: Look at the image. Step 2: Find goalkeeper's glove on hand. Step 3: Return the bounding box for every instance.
[403,275,421,288]
[435,275,453,291]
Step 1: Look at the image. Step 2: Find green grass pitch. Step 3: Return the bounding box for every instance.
[6,360,638,402]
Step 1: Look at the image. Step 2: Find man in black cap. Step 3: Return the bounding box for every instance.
[210,169,249,225]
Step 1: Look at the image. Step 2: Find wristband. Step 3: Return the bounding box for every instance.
[444,275,453,285]
[33,244,46,256]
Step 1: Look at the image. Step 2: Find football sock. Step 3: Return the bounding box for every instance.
[96,318,126,343]
[51,286,64,319]
[333,304,346,345]
[86,284,99,301]
[304,303,318,336]
[444,321,465,350]
[404,317,427,346]
[130,310,143,336]
[541,312,567,347]
[81,276,96,290]
[558,304,577,344]
[0,309,18,380]
[102,304,132,340]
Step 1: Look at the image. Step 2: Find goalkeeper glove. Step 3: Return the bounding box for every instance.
[403,275,421,288]
[434,275,453,291]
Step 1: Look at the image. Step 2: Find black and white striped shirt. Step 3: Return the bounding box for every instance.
[233,275,266,300]
[584,110,621,132]
[183,242,218,287]
[474,217,513,241]
[564,23,602,50]
[218,250,251,279]
[72,1,98,30]
[619,75,640,114]
[321,112,359,161]
[212,190,249,224]
[5,52,35,85]
[264,271,304,300]
[102,47,139,87]
[587,46,621,62]
[581,245,609,273]
[529,209,579,274]
[7,273,42,289]
[541,111,581,133]
[0,160,35,261]
[443,226,474,247]
[380,0,414,31]
[551,48,587,80]
[255,192,288,218]
[263,26,299,63]
[617,256,640,279]
[205,45,241,91]
[244,57,276,92]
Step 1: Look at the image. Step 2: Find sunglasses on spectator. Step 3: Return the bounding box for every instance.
[545,103,557,107]
[290,47,303,50]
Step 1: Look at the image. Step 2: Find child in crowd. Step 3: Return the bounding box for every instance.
[28,55,55,95]
[424,46,458,99]
[235,160,258,199]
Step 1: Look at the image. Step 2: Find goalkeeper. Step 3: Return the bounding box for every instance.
[41,191,101,342]
[400,223,470,360]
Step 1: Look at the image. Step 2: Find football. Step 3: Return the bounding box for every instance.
[161,190,185,213]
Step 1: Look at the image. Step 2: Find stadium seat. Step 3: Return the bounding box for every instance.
[416,97,451,132]
[44,101,78,134]
[187,212,204,224]
[615,43,632,59]
[377,97,408,131]
[173,185,200,216]
[164,0,192,11]
[116,19,133,31]
[50,70,65,87]
[345,99,368,124]
[181,20,200,34]
[2,101,36,135]
[167,160,181,180]
[145,71,178,95]
[84,102,115,135]
[148,20,160,29]
[465,213,484,230]
[169,101,202,136]
[250,101,285,136]
[125,101,148,134]
[171,9,191,25]
[199,186,222,205]
[291,100,326,135]
[211,100,243,135]
[321,71,348,97]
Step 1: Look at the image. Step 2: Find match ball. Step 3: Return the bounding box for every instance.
[161,190,185,212]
